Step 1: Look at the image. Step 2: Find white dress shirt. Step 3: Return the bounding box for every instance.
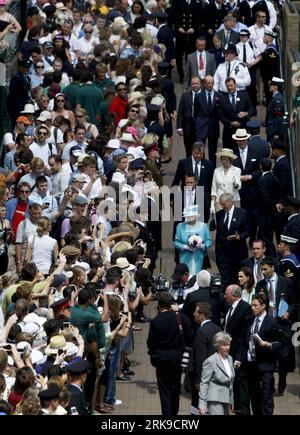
[248,24,272,53]
[214,59,251,92]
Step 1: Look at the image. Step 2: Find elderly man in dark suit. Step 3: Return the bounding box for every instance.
[194,75,221,167]
[214,192,251,287]
[177,76,201,157]
[186,302,221,414]
[183,37,217,90]
[235,293,283,415]
[172,142,214,223]
[232,128,261,244]
[147,292,194,416]
[223,284,252,414]
[218,77,255,149]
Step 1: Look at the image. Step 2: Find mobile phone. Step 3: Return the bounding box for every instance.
[70,406,78,415]
[63,322,71,329]
[58,348,65,356]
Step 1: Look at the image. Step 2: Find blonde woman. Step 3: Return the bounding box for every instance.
[75,107,99,140]
[210,148,241,213]
[24,217,58,276]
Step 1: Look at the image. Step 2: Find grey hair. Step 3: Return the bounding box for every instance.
[226,284,242,298]
[213,331,232,349]
[196,270,211,288]
[192,141,204,151]
[219,192,233,202]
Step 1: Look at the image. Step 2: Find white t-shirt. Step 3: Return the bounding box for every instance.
[29,142,58,166]
[28,234,57,274]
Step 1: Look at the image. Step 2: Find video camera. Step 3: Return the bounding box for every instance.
[210,273,224,296]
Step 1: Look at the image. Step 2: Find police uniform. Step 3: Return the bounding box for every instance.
[237,30,261,105]
[260,39,280,104]
[280,236,300,322]
[214,58,251,93]
[266,89,285,140]
[67,359,90,415]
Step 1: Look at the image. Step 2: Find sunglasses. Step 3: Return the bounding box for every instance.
[56,99,65,102]
[19,190,30,194]
[85,31,92,34]
[35,65,44,69]
[76,114,84,118]
[130,109,139,113]
[38,131,48,136]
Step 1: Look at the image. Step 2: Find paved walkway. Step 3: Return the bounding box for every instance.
[112,83,300,415]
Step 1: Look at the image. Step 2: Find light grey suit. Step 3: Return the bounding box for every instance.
[183,51,217,89]
[199,352,235,415]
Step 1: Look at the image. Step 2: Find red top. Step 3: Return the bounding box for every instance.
[8,391,23,411]
[12,202,27,242]
[109,96,128,126]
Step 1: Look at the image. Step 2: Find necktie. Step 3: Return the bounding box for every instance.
[224,306,233,332]
[243,43,247,63]
[256,260,262,282]
[250,317,260,359]
[231,93,236,110]
[241,149,246,169]
[199,52,204,70]
[192,91,195,118]
[224,211,229,232]
[188,190,194,206]
[268,279,275,303]
[194,161,200,180]
[227,61,231,78]
[253,317,260,334]
[207,91,212,110]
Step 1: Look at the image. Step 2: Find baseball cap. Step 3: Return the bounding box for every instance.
[70,145,83,157]
[16,116,31,125]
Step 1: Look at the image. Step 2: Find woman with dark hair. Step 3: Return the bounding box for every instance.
[8,367,35,411]
[130,0,144,24]
[51,93,75,128]
[238,267,256,304]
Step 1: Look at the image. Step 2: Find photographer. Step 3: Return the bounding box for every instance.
[147,292,194,416]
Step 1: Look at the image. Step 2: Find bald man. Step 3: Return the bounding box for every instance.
[194,76,221,167]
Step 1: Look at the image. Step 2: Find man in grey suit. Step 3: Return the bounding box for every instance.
[183,37,217,90]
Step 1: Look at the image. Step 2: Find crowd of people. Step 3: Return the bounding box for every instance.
[0,0,298,417]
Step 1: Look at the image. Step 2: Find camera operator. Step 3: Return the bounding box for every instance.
[147,291,194,416]
[181,270,223,328]
[169,264,196,307]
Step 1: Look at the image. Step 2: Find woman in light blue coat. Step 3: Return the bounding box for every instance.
[199,332,235,415]
[174,205,212,276]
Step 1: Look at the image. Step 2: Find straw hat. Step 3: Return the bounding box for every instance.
[215,148,237,160]
[231,128,251,141]
[112,241,133,253]
[115,257,135,271]
[45,335,69,355]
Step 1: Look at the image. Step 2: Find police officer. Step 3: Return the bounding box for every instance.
[266,77,285,141]
[260,29,280,104]
[214,43,251,93]
[236,28,262,106]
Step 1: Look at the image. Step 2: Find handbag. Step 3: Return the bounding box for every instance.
[209,213,216,231]
[175,312,192,372]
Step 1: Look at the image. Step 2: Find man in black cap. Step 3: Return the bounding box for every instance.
[214,43,251,93]
[266,77,285,141]
[236,28,262,107]
[247,119,270,158]
[156,13,176,67]
[282,196,300,242]
[260,30,280,104]
[67,359,90,415]
[7,59,33,128]
[39,386,60,415]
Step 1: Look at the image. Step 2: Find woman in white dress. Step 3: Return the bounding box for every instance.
[210,148,241,213]
[24,217,58,276]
